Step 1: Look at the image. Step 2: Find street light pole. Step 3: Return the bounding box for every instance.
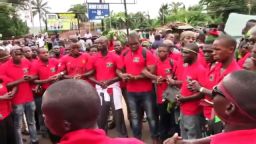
[247,0,252,15]
[124,0,129,35]
[100,0,104,31]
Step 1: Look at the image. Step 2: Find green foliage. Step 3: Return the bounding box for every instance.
[104,11,151,31]
[200,0,256,21]
[166,5,221,26]
[68,4,88,22]
[105,30,127,44]
[157,2,223,27]
[0,4,29,39]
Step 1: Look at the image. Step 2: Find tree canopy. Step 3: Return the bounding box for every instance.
[0,4,29,39]
[200,0,256,21]
[68,4,88,22]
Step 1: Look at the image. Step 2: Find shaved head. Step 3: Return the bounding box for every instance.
[222,70,256,122]
[42,80,100,136]
[216,35,237,50]
[128,32,140,51]
[184,43,199,53]
[128,32,140,40]
[98,36,108,43]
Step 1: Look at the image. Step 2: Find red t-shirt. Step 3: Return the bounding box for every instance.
[92,52,123,81]
[197,49,208,68]
[31,58,59,90]
[200,63,217,119]
[156,58,175,104]
[0,76,12,120]
[122,46,156,92]
[238,52,251,68]
[60,129,143,144]
[213,59,241,84]
[2,58,34,105]
[173,56,184,81]
[180,61,206,115]
[169,51,181,61]
[211,129,256,144]
[58,53,92,76]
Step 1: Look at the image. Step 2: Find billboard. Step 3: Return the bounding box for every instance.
[46,13,79,31]
[88,3,110,20]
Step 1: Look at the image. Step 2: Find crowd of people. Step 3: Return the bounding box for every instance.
[0,19,256,144]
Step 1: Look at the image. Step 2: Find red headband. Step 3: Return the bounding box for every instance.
[219,83,256,122]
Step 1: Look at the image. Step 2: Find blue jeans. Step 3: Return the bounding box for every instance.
[127,92,158,139]
[13,101,38,144]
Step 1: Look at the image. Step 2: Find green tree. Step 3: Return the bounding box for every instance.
[158,4,169,25]
[31,0,50,32]
[169,2,185,13]
[105,11,150,30]
[200,0,256,21]
[68,4,88,22]
[0,4,29,39]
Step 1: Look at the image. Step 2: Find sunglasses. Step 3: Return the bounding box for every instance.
[212,86,225,98]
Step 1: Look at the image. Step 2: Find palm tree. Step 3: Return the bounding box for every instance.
[31,0,50,32]
[68,4,88,22]
[169,2,185,13]
[159,4,169,25]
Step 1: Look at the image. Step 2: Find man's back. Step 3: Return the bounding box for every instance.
[60,129,143,144]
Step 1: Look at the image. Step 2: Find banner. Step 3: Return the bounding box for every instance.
[46,13,79,31]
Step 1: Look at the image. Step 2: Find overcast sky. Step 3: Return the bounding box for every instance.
[25,0,200,27]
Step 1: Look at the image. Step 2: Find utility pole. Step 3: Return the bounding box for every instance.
[100,0,104,31]
[247,0,252,15]
[124,0,129,35]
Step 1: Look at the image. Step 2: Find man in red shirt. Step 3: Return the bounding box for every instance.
[175,43,206,139]
[114,40,133,128]
[0,49,10,66]
[237,42,251,67]
[142,43,178,142]
[58,43,92,80]
[2,47,38,144]
[50,45,63,60]
[189,35,241,134]
[116,33,158,143]
[0,75,17,144]
[190,35,241,97]
[42,79,143,144]
[89,36,127,137]
[164,70,256,144]
[23,46,37,62]
[31,48,62,138]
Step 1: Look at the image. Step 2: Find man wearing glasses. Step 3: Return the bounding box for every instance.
[164,70,256,144]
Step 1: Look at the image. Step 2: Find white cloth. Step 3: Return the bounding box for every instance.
[36,37,45,47]
[78,39,86,51]
[95,82,122,110]
[84,33,92,39]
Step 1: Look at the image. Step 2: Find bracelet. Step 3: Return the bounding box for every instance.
[199,87,204,93]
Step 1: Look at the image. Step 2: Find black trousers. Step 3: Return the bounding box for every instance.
[0,114,16,144]
[158,101,178,141]
[98,93,128,137]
